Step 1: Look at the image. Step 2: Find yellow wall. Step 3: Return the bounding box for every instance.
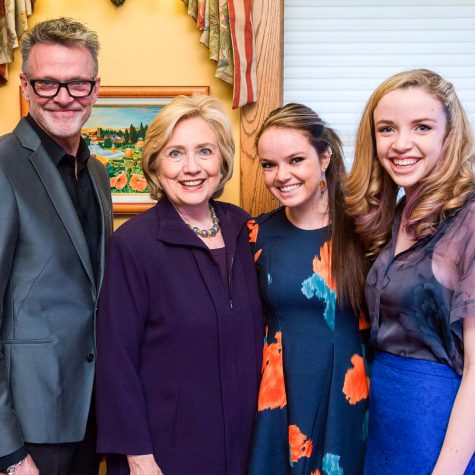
[0,0,241,216]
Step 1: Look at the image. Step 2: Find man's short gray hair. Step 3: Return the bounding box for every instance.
[21,17,100,75]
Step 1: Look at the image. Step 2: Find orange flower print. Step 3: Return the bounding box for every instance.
[342,354,370,405]
[254,248,262,263]
[247,219,259,243]
[258,331,287,411]
[312,240,336,291]
[110,171,127,190]
[129,174,147,192]
[288,424,313,464]
[359,310,371,330]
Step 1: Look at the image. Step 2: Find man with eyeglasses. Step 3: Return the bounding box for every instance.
[0,17,112,475]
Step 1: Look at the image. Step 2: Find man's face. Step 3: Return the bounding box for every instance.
[20,43,100,154]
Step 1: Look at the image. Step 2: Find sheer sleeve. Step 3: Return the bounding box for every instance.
[433,198,475,328]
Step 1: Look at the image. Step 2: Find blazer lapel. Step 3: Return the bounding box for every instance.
[16,120,96,289]
[88,158,112,291]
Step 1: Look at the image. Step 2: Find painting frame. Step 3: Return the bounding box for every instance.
[20,85,209,214]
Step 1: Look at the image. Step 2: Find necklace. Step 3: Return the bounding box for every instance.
[187,204,220,238]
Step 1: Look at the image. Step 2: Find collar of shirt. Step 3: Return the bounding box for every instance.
[25,114,91,172]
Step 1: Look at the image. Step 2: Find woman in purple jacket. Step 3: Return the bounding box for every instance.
[95,95,263,475]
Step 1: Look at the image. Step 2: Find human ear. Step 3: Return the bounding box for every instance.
[19,73,31,102]
[320,146,332,170]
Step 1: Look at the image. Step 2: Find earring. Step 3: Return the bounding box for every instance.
[319,169,327,195]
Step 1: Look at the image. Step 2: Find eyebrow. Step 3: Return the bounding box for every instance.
[375,117,438,126]
[259,151,306,161]
[164,142,216,150]
[286,150,306,158]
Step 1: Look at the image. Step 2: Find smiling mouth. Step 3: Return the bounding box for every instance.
[46,109,83,114]
[390,158,420,167]
[181,179,205,187]
[278,184,302,193]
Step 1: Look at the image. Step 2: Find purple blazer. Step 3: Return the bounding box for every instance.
[96,197,263,475]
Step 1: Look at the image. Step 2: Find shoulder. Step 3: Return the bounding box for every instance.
[442,192,475,233]
[253,206,284,226]
[0,130,17,148]
[248,207,285,246]
[111,206,159,249]
[0,132,23,167]
[461,192,475,216]
[214,200,250,221]
[0,120,42,171]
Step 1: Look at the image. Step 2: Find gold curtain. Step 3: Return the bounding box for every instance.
[0,0,34,85]
[183,0,234,84]
[182,0,257,108]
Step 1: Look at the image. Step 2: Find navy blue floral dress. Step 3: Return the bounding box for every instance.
[247,208,369,475]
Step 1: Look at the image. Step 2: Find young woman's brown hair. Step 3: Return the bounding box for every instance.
[257,103,368,313]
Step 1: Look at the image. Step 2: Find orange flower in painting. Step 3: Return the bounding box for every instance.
[110,171,127,190]
[129,174,147,192]
[258,331,287,411]
[247,219,259,243]
[359,310,371,330]
[311,471,321,475]
[342,354,370,405]
[288,425,313,463]
[312,241,336,291]
[254,248,262,263]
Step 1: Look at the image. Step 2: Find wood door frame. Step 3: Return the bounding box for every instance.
[240,0,284,216]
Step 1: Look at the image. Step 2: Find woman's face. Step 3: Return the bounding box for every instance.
[257,126,330,212]
[373,87,447,198]
[157,116,222,212]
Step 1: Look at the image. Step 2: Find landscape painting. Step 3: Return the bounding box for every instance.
[82,104,162,211]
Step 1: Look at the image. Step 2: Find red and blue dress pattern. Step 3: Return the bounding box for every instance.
[247,208,369,475]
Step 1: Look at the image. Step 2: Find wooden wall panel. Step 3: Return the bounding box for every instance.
[240,0,284,216]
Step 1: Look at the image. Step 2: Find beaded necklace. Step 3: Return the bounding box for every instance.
[187,204,220,238]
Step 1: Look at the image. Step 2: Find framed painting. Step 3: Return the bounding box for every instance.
[20,86,209,213]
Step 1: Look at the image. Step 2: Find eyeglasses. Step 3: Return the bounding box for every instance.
[24,74,97,98]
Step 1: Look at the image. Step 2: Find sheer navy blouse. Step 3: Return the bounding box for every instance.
[366,194,475,375]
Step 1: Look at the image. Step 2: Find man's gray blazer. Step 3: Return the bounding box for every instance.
[0,118,113,457]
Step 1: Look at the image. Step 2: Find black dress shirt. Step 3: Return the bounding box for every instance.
[25,114,101,281]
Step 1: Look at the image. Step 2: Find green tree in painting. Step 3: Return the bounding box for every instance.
[139,122,146,139]
[129,124,138,143]
[103,137,112,148]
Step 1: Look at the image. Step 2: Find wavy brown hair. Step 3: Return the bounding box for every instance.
[257,103,368,313]
[346,69,475,259]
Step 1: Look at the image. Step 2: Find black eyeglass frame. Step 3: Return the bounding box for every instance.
[24,74,97,99]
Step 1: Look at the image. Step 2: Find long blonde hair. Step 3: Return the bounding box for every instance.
[346,69,475,259]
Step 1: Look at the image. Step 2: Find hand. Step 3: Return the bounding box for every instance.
[8,455,39,475]
[127,454,163,475]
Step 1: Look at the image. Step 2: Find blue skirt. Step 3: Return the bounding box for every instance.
[364,352,475,474]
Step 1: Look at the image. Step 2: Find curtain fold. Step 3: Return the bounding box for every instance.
[0,0,34,85]
[182,0,257,108]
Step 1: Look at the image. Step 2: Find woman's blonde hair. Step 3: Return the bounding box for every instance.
[346,69,475,259]
[142,94,235,201]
